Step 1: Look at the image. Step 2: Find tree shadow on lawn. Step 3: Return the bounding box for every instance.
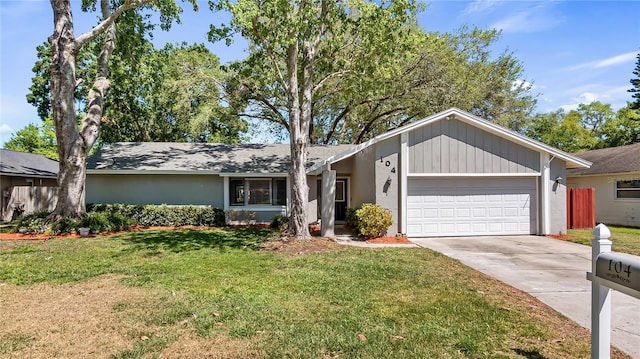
[116,227,273,254]
[512,348,548,359]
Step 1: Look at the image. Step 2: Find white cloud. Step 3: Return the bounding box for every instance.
[490,3,563,33]
[567,51,637,71]
[0,123,13,134]
[557,86,630,112]
[463,0,501,15]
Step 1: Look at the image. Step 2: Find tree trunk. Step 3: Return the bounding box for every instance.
[286,38,311,239]
[49,0,115,219]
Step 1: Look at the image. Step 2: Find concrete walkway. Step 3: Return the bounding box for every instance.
[411,236,640,358]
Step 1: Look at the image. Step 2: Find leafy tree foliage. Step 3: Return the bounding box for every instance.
[4,118,58,160]
[629,52,640,110]
[604,104,640,146]
[101,43,246,143]
[525,101,639,152]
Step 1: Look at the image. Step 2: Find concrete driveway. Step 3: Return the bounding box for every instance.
[411,235,640,358]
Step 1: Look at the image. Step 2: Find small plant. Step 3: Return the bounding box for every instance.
[13,211,49,234]
[345,207,359,229]
[270,214,289,230]
[355,203,393,239]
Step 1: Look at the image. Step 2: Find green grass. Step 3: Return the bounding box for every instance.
[0,228,602,358]
[567,225,640,256]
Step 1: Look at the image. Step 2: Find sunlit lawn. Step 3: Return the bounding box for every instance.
[567,225,640,256]
[0,227,631,358]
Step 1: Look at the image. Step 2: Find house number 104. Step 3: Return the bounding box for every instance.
[609,259,632,278]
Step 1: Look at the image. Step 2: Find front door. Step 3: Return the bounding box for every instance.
[335,178,348,221]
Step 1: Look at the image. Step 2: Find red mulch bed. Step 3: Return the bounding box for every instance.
[0,225,217,241]
[365,235,411,244]
[547,234,576,240]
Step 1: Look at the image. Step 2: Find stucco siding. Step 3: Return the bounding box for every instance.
[307,175,319,223]
[408,118,540,174]
[549,158,567,234]
[86,174,224,208]
[374,137,401,235]
[567,173,640,228]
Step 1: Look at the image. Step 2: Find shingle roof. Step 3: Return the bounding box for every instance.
[86,142,355,174]
[0,149,58,178]
[567,142,640,176]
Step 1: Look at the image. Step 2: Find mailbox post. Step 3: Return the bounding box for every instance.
[590,224,612,359]
[588,224,640,359]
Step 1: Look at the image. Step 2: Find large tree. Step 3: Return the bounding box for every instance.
[629,52,640,110]
[47,0,191,219]
[212,0,419,238]
[225,24,535,145]
[4,118,58,160]
[101,43,246,143]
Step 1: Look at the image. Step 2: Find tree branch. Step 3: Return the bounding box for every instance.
[74,0,152,51]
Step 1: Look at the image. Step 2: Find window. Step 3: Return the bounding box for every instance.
[273,178,287,205]
[229,178,287,206]
[248,179,271,205]
[230,179,244,205]
[616,179,640,199]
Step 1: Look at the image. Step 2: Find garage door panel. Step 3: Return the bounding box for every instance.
[407,178,537,237]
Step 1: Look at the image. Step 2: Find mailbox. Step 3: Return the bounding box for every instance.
[595,252,640,292]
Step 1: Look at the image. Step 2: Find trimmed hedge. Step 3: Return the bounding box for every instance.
[14,204,226,235]
[87,204,226,228]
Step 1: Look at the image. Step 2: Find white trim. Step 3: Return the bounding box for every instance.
[227,205,287,212]
[540,153,551,235]
[219,172,288,178]
[87,170,289,177]
[87,170,223,175]
[408,172,541,178]
[613,177,640,201]
[400,132,408,234]
[223,177,230,212]
[0,172,57,179]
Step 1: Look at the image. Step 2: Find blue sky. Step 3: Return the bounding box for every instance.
[1,0,639,146]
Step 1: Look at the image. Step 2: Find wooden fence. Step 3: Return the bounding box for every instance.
[567,187,595,229]
[2,186,58,222]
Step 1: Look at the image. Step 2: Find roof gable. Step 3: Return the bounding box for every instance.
[0,149,58,178]
[567,142,640,176]
[314,108,591,171]
[87,142,354,174]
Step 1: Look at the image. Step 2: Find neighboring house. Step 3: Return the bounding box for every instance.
[0,149,59,221]
[566,143,640,228]
[86,108,591,237]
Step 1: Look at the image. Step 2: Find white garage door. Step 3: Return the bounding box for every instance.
[407,178,537,237]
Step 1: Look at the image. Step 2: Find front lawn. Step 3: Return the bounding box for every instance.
[0,228,632,358]
[567,225,640,256]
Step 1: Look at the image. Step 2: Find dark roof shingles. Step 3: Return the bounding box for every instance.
[567,143,640,176]
[0,149,58,177]
[86,142,355,173]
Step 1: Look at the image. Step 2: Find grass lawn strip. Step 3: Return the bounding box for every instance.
[567,225,640,256]
[0,228,633,358]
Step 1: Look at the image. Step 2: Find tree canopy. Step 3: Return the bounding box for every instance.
[629,52,640,110]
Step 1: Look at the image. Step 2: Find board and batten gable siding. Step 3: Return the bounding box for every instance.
[408,118,540,174]
[86,174,224,208]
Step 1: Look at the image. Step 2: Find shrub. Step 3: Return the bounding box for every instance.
[270,214,289,230]
[345,207,359,229]
[50,217,82,235]
[86,204,225,228]
[355,203,393,238]
[14,211,49,234]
